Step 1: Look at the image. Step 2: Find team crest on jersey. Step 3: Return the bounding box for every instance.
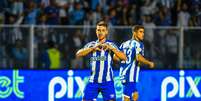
[136,47,141,52]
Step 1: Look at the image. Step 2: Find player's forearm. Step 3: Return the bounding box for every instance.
[76,47,94,58]
[113,54,120,62]
[136,54,151,66]
[112,49,127,61]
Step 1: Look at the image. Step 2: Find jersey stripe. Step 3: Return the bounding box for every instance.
[133,61,138,82]
[84,40,117,83]
[106,51,112,81]
[98,50,105,83]
[136,67,140,82]
[130,59,136,82]
[94,51,100,82]
[89,52,96,82]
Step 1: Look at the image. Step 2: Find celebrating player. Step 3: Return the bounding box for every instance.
[76,20,127,101]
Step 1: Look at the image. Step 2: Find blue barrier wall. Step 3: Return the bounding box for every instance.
[0,70,201,101]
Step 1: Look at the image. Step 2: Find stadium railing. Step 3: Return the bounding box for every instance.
[0,25,200,69]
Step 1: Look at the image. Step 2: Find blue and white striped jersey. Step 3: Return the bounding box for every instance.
[119,39,144,83]
[84,40,119,83]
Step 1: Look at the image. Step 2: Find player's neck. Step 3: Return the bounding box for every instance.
[98,38,106,43]
[133,36,140,42]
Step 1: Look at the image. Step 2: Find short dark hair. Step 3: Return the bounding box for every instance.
[48,40,55,48]
[96,20,108,28]
[132,25,144,32]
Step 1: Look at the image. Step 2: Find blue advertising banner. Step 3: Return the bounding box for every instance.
[0,70,201,101]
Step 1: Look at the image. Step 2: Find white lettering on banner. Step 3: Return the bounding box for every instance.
[75,77,85,95]
[68,70,73,98]
[161,70,201,101]
[48,77,67,101]
[0,70,24,99]
[48,70,87,101]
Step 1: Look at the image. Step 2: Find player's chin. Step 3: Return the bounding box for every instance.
[98,36,105,40]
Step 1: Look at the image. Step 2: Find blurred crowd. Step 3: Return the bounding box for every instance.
[0,0,200,26]
[0,0,201,69]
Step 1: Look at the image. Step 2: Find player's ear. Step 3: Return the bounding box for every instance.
[106,28,109,35]
[133,31,136,37]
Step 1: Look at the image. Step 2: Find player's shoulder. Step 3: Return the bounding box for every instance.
[84,41,97,47]
[121,40,129,45]
[133,40,144,49]
[105,40,117,45]
[105,40,114,44]
[88,41,97,45]
[139,41,144,47]
[120,40,132,48]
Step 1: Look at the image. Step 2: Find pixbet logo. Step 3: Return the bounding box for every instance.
[48,70,123,101]
[48,70,88,101]
[161,70,201,101]
[0,70,24,99]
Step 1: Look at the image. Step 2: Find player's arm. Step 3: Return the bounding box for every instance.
[136,54,154,68]
[76,43,101,58]
[103,43,127,61]
[76,47,94,58]
[113,54,120,62]
[112,49,127,61]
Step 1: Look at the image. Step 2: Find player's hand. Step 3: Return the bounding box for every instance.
[101,43,115,51]
[92,43,102,51]
[148,61,155,68]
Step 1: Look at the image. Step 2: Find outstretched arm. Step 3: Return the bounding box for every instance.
[136,54,154,68]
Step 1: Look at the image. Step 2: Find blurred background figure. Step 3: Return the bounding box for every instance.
[69,30,84,69]
[164,29,178,69]
[41,40,61,69]
[11,39,28,69]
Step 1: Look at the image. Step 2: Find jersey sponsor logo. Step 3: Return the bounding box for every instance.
[90,56,107,61]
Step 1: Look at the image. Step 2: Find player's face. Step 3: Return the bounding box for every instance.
[96,25,108,41]
[135,28,144,41]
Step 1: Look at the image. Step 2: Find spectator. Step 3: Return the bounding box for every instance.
[143,15,156,58]
[109,8,117,25]
[55,0,68,25]
[41,40,61,69]
[40,0,50,8]
[189,15,200,26]
[177,3,190,26]
[0,44,6,68]
[11,0,24,16]
[92,4,103,25]
[140,0,157,16]
[11,39,28,68]
[24,1,39,25]
[0,0,9,12]
[0,0,198,27]
[83,11,93,42]
[70,30,84,69]
[154,6,172,26]
[70,2,85,25]
[44,0,59,25]
[128,4,137,25]
[164,29,178,69]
